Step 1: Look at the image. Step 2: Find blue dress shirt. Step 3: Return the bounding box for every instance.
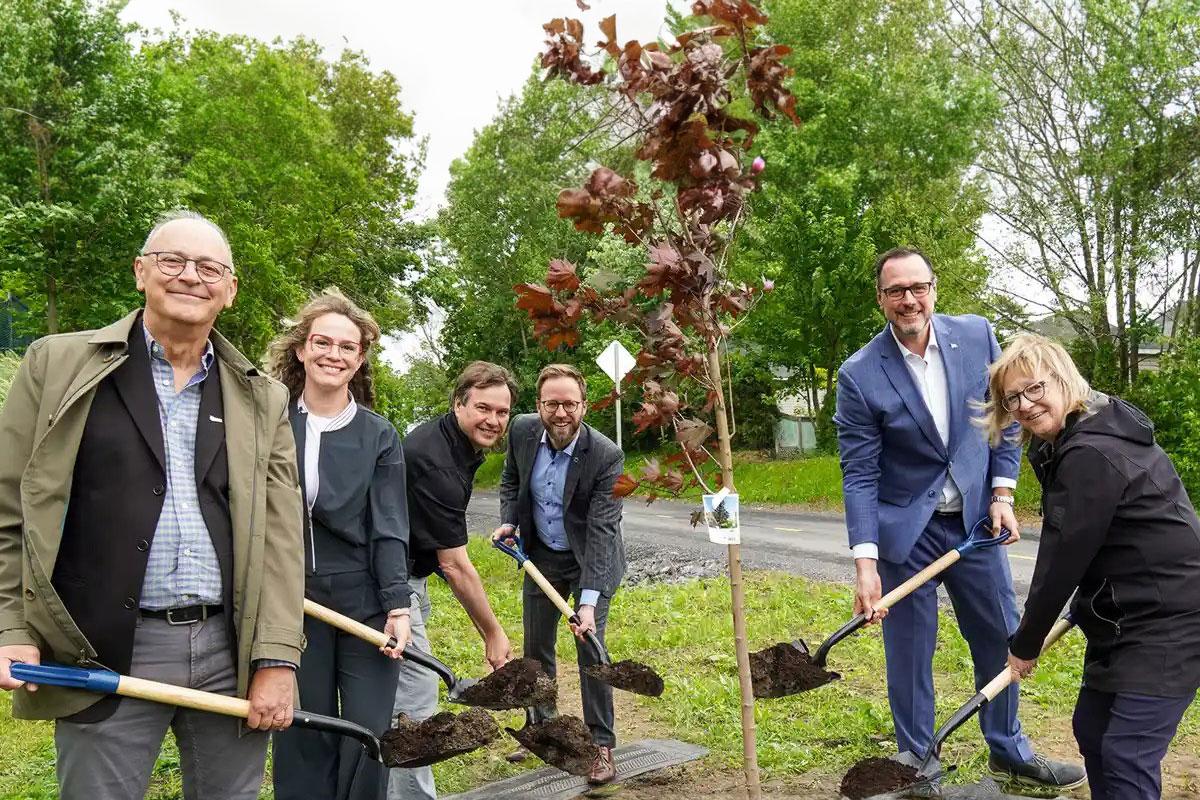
[530,431,600,607]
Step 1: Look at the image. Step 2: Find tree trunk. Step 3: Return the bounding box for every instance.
[46,272,58,335]
[707,342,760,800]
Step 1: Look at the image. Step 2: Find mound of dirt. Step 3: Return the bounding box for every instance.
[582,659,665,697]
[749,642,840,698]
[381,707,500,768]
[454,657,557,710]
[839,757,921,799]
[506,715,599,776]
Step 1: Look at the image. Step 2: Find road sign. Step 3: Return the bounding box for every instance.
[596,340,635,449]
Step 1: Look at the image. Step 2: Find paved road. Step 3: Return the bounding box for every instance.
[467,492,1042,599]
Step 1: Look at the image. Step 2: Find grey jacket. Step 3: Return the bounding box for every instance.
[499,415,626,596]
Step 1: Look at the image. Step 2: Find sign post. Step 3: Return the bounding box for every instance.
[595,340,635,449]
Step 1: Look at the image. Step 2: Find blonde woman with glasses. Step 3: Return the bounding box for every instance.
[267,289,412,800]
[979,334,1200,800]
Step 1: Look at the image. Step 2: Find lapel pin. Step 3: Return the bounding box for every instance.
[209,415,223,423]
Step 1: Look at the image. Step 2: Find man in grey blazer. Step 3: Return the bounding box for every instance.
[492,363,625,785]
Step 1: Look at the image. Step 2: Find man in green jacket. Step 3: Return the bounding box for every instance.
[0,210,306,800]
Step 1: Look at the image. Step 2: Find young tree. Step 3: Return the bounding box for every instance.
[514,3,800,795]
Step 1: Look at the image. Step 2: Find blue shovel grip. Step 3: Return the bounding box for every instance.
[10,662,121,694]
[492,531,529,567]
[956,517,1012,554]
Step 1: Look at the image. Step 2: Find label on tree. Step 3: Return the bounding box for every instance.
[703,491,741,544]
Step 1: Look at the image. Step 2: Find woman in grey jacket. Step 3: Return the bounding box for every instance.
[268,289,412,800]
[979,334,1200,800]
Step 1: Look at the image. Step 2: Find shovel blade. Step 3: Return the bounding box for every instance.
[447,657,557,710]
[749,641,840,698]
[580,659,665,697]
[380,708,500,769]
[506,716,598,777]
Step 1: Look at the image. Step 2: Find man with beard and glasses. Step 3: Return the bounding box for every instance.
[832,247,1084,796]
[491,364,625,786]
[388,361,517,800]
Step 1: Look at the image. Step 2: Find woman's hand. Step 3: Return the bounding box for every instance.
[382,611,411,659]
[1008,652,1037,682]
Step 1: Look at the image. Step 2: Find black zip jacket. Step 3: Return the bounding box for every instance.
[1010,394,1200,697]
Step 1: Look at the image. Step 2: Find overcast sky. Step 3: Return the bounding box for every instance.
[121,0,677,218]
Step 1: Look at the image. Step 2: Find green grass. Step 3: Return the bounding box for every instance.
[0,351,20,408]
[8,537,1193,797]
[475,449,1045,519]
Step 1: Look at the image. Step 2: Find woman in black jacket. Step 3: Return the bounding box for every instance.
[268,289,412,800]
[979,334,1200,800]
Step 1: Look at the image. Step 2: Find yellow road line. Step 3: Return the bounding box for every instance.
[774,526,805,532]
[1008,553,1035,561]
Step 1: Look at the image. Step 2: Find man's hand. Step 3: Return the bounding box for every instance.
[246,666,295,731]
[1008,652,1037,682]
[483,630,513,671]
[854,558,886,624]
[491,524,516,545]
[0,645,40,692]
[990,492,1020,545]
[570,605,597,639]
[382,612,411,659]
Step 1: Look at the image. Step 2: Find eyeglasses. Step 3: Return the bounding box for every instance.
[1001,380,1047,412]
[143,251,232,284]
[880,280,935,301]
[307,333,363,359]
[540,399,581,414]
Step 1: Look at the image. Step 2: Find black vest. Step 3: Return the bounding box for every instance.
[53,322,233,722]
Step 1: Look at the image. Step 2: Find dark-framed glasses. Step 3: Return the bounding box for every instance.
[880,280,935,301]
[1001,380,1047,412]
[540,399,581,414]
[144,251,232,284]
[307,333,363,359]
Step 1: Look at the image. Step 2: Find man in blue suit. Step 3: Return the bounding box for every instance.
[834,248,1085,795]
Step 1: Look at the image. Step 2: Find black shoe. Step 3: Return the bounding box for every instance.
[988,753,1086,790]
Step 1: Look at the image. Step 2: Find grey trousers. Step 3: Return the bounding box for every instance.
[522,549,615,748]
[387,576,439,800]
[55,612,269,800]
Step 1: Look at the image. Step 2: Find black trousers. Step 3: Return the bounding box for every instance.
[274,605,401,800]
[522,547,615,747]
[1072,685,1196,800]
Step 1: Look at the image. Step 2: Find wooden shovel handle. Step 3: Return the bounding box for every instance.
[876,550,961,612]
[980,616,1075,701]
[521,560,578,620]
[119,675,251,717]
[304,599,393,649]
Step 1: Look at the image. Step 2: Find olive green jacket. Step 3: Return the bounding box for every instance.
[0,310,306,720]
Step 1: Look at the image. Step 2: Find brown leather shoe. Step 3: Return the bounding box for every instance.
[587,745,616,785]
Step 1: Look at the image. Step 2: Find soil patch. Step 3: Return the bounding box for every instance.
[380,707,500,768]
[750,641,840,698]
[839,757,921,800]
[582,659,665,697]
[454,657,557,710]
[506,715,599,776]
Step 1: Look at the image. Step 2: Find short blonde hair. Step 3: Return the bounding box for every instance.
[977,333,1091,446]
[536,363,587,401]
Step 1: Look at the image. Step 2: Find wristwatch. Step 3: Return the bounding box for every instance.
[991,494,1015,505]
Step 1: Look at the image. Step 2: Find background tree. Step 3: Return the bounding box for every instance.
[0,0,182,335]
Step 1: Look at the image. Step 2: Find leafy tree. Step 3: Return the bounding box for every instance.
[737,0,996,448]
[372,355,452,434]
[144,31,427,358]
[0,0,182,335]
[1128,338,1200,499]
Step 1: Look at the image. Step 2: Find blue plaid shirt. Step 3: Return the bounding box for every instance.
[138,328,224,610]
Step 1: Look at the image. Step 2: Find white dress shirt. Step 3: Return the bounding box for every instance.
[851,324,1015,561]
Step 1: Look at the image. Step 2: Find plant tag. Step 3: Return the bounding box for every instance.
[703,491,741,544]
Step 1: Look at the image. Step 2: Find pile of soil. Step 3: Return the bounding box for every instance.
[749,642,840,698]
[839,757,921,799]
[506,715,599,776]
[454,657,557,710]
[582,659,665,697]
[380,707,500,768]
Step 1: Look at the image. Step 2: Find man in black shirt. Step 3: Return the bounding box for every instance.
[387,361,517,800]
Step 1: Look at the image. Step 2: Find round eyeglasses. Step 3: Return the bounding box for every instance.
[1001,380,1047,412]
[144,251,232,284]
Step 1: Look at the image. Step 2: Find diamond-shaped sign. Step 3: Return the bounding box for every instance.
[596,340,635,386]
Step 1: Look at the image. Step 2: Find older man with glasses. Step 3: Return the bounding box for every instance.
[832,247,1085,796]
[0,209,305,800]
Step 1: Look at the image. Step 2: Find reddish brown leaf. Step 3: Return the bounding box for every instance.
[547,259,581,292]
[676,417,713,449]
[613,473,641,498]
[598,14,618,55]
[633,402,664,433]
[659,470,684,493]
[575,0,591,10]
[513,283,557,314]
[639,458,662,482]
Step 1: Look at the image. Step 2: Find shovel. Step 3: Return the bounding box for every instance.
[303,598,553,710]
[840,614,1076,799]
[492,531,665,698]
[752,518,1011,698]
[10,660,500,770]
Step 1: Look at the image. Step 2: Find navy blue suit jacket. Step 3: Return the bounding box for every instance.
[834,314,1020,563]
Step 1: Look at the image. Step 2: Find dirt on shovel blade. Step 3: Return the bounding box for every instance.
[380,707,500,768]
[581,659,665,697]
[750,642,840,698]
[839,757,921,800]
[506,715,599,776]
[454,657,557,710]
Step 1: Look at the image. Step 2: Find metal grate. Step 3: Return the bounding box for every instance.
[444,738,708,800]
[868,776,1068,799]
